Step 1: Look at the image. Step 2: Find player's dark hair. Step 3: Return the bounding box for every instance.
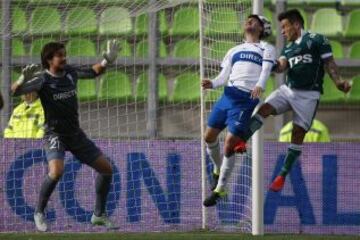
[278,9,304,28]
[41,42,65,69]
[247,14,264,39]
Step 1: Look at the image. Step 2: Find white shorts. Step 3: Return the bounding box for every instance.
[265,85,320,131]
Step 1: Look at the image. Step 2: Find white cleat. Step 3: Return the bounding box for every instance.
[91,213,119,230]
[34,212,48,232]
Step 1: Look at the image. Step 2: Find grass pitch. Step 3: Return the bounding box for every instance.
[0,232,358,240]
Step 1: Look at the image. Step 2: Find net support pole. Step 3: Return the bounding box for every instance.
[147,0,159,138]
[199,0,207,230]
[1,0,12,134]
[252,0,264,236]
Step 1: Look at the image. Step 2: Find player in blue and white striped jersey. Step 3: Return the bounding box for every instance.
[202,14,276,207]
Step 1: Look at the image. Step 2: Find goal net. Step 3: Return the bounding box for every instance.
[0,0,254,233]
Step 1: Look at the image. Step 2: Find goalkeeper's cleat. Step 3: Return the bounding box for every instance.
[269,175,285,192]
[210,173,219,191]
[34,212,48,232]
[203,191,226,207]
[91,213,119,230]
[234,140,247,153]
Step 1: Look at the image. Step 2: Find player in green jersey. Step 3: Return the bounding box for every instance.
[236,9,351,192]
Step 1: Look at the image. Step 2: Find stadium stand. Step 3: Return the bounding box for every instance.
[348,75,360,102]
[66,38,97,57]
[0,39,26,57]
[173,40,200,58]
[344,9,360,38]
[77,80,97,102]
[99,71,132,102]
[205,8,241,36]
[349,41,360,58]
[65,7,97,35]
[170,7,199,36]
[99,7,132,36]
[30,38,55,56]
[30,7,61,35]
[321,75,347,103]
[310,8,342,37]
[136,40,168,58]
[306,0,338,7]
[330,40,344,59]
[135,11,168,35]
[208,41,236,60]
[341,0,360,6]
[135,72,168,102]
[171,72,200,102]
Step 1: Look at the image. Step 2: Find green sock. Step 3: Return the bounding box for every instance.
[280,145,302,177]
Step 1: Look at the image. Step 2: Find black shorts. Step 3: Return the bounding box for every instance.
[44,130,102,165]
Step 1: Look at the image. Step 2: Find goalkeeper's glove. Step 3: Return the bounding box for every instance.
[101,39,119,67]
[16,64,42,85]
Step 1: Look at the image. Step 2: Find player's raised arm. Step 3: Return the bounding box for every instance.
[324,56,351,93]
[12,64,43,97]
[92,39,120,76]
[202,49,232,90]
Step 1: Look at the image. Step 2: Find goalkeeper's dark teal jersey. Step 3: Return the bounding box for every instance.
[280,31,332,93]
[14,65,98,135]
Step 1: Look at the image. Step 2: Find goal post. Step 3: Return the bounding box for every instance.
[252,1,265,237]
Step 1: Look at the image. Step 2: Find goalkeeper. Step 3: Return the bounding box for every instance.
[237,9,351,192]
[11,40,119,231]
[202,15,275,207]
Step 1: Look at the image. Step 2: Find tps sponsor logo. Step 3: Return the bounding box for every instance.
[288,54,313,68]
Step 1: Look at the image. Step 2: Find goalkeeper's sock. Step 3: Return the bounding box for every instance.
[279,144,302,177]
[215,154,235,193]
[36,175,59,213]
[206,138,221,175]
[94,174,112,217]
[242,114,264,141]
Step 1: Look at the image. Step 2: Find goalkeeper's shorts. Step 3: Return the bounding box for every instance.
[44,129,102,164]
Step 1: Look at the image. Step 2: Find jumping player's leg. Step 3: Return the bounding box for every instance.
[270,124,305,192]
[205,98,227,190]
[241,103,277,143]
[270,92,319,192]
[204,127,223,176]
[203,94,259,207]
[214,132,241,193]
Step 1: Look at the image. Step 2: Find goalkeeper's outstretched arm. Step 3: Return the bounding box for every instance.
[12,64,43,96]
[92,39,120,76]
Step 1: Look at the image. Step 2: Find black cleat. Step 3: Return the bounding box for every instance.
[210,173,219,191]
[203,191,224,207]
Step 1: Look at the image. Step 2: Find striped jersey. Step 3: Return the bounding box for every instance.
[220,41,276,91]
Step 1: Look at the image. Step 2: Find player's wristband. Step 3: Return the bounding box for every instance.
[15,75,25,85]
[101,59,108,67]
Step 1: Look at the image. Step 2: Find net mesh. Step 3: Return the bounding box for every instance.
[0,0,253,233]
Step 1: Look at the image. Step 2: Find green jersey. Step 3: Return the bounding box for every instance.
[280,31,332,93]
